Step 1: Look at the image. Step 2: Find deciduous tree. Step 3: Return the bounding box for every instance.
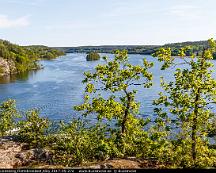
[152,38,216,167]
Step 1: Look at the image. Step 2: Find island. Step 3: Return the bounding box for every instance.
[86,52,100,61]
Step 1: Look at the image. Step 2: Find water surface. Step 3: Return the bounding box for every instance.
[0,53,215,121]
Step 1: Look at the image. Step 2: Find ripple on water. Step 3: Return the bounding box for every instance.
[1,53,216,120]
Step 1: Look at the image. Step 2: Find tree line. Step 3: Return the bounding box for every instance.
[56,40,216,59]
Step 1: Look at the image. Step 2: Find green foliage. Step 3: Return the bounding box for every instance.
[17,109,50,148]
[86,52,100,61]
[0,99,19,136]
[51,119,110,166]
[152,38,216,168]
[25,45,65,60]
[0,39,65,75]
[52,118,152,166]
[75,50,153,155]
[2,40,216,168]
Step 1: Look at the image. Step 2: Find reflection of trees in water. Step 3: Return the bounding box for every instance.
[0,70,39,84]
[0,75,11,84]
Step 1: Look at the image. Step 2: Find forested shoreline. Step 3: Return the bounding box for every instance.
[1,38,216,169]
[55,40,216,58]
[0,40,65,77]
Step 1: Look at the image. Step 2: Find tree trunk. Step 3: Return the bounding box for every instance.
[191,48,205,166]
[121,93,131,135]
[192,92,199,165]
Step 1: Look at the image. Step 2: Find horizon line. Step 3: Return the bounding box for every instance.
[26,39,209,48]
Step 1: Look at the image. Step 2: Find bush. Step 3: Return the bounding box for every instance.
[17,109,50,148]
[0,99,19,136]
[51,119,110,166]
[86,52,100,61]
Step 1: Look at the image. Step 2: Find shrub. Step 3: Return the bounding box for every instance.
[17,109,50,148]
[0,99,19,136]
[51,119,110,166]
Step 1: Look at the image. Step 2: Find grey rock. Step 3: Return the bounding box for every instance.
[0,57,17,77]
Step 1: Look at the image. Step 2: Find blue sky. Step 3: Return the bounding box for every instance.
[0,0,215,46]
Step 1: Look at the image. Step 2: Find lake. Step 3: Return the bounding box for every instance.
[0,53,216,121]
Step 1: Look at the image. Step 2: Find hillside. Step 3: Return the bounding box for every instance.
[24,45,65,60]
[54,40,213,57]
[54,45,160,55]
[0,40,65,77]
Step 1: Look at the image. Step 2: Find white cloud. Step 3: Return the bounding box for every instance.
[0,15,30,28]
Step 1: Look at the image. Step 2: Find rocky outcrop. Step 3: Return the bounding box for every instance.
[72,158,166,169]
[8,59,17,74]
[0,137,165,169]
[0,137,52,168]
[0,57,17,77]
[0,138,22,168]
